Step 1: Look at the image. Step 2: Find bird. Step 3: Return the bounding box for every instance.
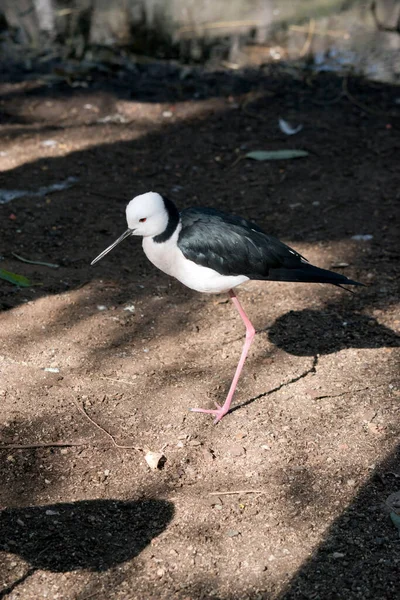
[91,191,363,423]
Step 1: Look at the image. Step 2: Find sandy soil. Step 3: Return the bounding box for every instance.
[0,63,399,599]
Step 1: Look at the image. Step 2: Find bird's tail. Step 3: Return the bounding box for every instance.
[267,263,364,287]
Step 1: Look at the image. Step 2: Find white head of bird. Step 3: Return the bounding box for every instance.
[90,191,169,265]
[126,191,168,237]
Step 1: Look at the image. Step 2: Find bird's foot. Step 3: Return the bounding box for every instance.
[190,402,229,424]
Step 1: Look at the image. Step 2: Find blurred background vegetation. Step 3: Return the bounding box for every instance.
[0,0,399,82]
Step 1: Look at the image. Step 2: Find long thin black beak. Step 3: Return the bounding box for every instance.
[91,229,133,265]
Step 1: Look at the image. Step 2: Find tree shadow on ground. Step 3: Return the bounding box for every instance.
[277,445,400,600]
[0,62,267,105]
[268,307,400,356]
[174,445,400,600]
[0,498,174,572]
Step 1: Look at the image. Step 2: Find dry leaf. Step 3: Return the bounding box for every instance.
[144,451,166,470]
[278,118,303,135]
[246,149,309,161]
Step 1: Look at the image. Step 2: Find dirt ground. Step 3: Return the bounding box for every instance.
[0,62,399,600]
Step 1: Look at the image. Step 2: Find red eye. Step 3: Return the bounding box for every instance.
[139,218,147,223]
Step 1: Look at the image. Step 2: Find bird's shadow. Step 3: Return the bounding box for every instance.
[0,499,174,573]
[267,308,400,356]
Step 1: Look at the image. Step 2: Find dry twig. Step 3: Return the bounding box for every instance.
[70,396,142,451]
[226,155,244,170]
[0,398,142,451]
[299,18,316,57]
[0,441,86,450]
[209,489,267,496]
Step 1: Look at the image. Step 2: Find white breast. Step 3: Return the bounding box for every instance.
[142,225,248,294]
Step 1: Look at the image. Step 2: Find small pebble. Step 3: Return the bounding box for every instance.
[226,443,245,457]
[41,139,58,147]
[123,304,135,313]
[226,529,240,537]
[188,439,201,447]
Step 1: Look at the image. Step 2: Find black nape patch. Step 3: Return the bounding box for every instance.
[153,196,180,243]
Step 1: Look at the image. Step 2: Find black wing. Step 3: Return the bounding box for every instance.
[178,207,305,279]
[178,207,362,286]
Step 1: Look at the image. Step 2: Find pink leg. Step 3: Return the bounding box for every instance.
[190,289,256,423]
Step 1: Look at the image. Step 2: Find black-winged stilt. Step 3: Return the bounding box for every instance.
[91,192,363,423]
